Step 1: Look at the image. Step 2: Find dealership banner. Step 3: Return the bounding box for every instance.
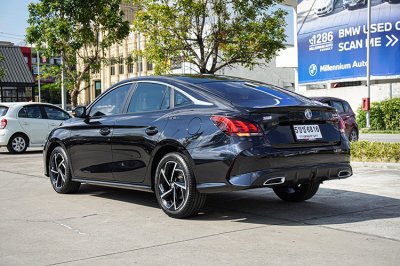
[297,1,400,84]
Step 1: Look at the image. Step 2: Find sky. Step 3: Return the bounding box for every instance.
[0,0,37,45]
[0,0,294,46]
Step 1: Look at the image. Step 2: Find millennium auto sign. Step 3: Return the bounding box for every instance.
[297,1,400,84]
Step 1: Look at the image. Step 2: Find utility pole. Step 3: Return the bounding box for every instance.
[61,52,67,110]
[366,0,371,128]
[36,50,41,102]
[137,32,141,77]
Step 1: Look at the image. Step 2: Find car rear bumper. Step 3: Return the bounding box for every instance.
[197,163,351,193]
[0,129,11,146]
[195,141,351,193]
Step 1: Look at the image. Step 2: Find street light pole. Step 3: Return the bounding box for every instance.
[36,50,41,102]
[366,0,371,128]
[137,32,141,77]
[61,52,66,110]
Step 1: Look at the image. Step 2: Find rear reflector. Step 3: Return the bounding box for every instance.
[0,118,7,129]
[211,116,262,137]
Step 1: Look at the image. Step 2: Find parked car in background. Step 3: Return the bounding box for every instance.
[314,0,337,16]
[382,0,400,3]
[343,0,366,9]
[0,102,71,154]
[44,75,352,218]
[311,97,359,141]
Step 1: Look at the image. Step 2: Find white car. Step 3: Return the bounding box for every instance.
[314,0,337,16]
[0,102,71,154]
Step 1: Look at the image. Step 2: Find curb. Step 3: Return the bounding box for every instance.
[351,161,400,170]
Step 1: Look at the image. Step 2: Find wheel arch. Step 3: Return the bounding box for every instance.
[9,132,30,147]
[147,140,195,191]
[44,139,70,177]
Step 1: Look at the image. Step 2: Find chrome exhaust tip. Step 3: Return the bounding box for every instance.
[338,170,352,178]
[263,177,285,186]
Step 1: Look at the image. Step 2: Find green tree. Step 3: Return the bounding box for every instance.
[26,0,130,106]
[131,0,287,74]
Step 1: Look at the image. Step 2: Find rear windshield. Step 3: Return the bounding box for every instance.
[200,81,309,108]
[0,106,8,116]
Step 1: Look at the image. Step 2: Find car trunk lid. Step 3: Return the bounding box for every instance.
[248,105,341,148]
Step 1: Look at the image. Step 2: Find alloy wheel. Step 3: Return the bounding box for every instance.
[157,161,188,211]
[12,136,26,152]
[50,152,67,189]
[350,130,358,142]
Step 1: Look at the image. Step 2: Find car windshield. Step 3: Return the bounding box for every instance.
[200,81,310,108]
[0,106,8,116]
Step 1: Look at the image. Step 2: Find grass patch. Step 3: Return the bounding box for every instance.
[360,128,400,134]
[351,141,400,163]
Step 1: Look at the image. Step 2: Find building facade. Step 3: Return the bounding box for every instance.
[77,31,154,105]
[0,44,34,102]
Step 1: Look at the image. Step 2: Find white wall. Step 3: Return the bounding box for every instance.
[299,83,400,113]
[218,58,296,89]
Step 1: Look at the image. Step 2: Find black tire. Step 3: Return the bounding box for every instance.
[49,146,80,194]
[349,128,358,142]
[7,133,28,154]
[273,182,320,202]
[155,152,206,218]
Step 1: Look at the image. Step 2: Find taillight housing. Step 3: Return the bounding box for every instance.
[211,116,262,137]
[339,117,345,134]
[0,118,7,129]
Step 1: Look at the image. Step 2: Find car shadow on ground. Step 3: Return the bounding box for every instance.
[79,185,400,226]
[0,149,43,155]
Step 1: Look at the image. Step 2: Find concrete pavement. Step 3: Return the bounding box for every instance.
[359,134,400,143]
[0,148,399,265]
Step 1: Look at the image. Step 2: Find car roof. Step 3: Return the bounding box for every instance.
[109,74,253,88]
[0,102,65,109]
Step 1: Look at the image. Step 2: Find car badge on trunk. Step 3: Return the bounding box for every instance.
[304,109,312,119]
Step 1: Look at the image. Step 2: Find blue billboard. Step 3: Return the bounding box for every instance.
[297,0,400,84]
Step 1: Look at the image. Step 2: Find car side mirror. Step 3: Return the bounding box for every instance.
[72,106,87,118]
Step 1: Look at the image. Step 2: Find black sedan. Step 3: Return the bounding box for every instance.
[44,75,352,218]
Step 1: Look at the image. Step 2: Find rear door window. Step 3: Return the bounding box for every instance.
[174,90,192,107]
[18,106,43,119]
[200,81,305,107]
[0,106,8,116]
[127,83,170,113]
[331,101,345,113]
[342,101,352,113]
[44,106,71,120]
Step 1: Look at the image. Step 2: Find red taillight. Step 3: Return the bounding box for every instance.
[211,116,262,137]
[0,118,7,129]
[339,117,345,134]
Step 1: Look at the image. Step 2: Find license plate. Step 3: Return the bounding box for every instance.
[293,125,322,141]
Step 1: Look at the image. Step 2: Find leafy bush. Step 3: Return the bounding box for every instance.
[357,98,400,130]
[351,141,400,163]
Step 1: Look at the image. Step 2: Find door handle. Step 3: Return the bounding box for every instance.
[50,123,58,126]
[100,127,111,136]
[23,122,29,125]
[145,126,158,136]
